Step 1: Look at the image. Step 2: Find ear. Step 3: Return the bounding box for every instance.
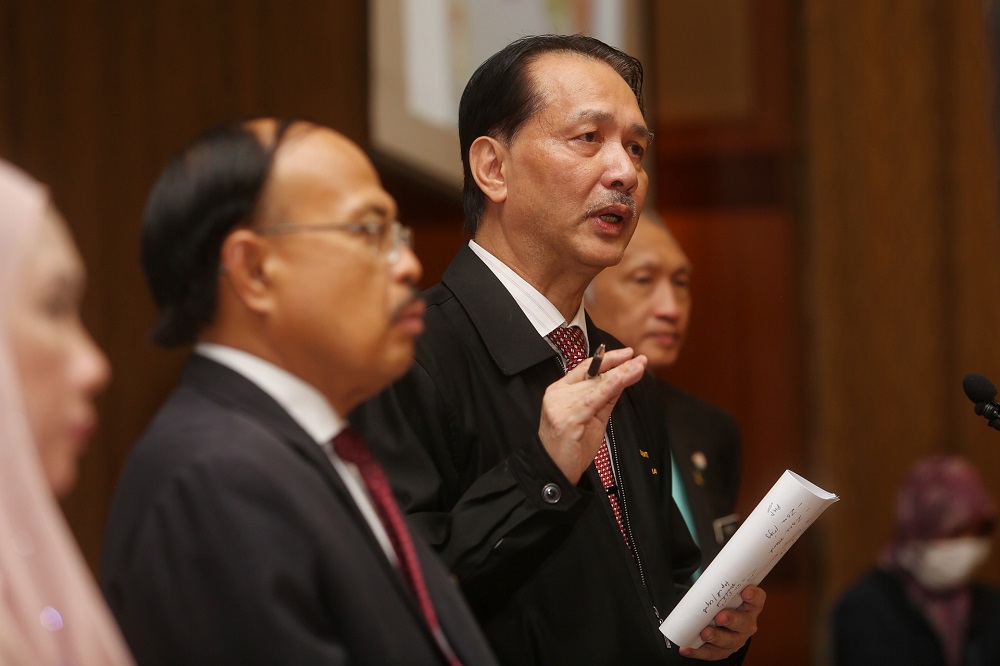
[468,136,508,204]
[219,229,276,314]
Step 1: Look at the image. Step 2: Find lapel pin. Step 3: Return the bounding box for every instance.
[691,451,707,486]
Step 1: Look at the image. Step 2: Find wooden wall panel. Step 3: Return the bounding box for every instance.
[803,1,1000,662]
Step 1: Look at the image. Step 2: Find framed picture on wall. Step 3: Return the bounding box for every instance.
[369,0,649,194]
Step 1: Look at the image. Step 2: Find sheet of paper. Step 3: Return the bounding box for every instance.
[660,470,839,649]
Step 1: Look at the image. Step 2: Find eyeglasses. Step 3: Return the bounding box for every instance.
[252,219,413,263]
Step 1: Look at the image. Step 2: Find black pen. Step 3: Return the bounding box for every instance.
[587,343,606,379]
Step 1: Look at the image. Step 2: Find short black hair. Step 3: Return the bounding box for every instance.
[141,119,297,347]
[458,34,644,236]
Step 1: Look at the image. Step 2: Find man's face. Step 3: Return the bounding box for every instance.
[586,218,692,371]
[497,51,651,280]
[255,126,424,412]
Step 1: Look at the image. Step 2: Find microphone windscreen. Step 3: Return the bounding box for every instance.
[963,373,998,403]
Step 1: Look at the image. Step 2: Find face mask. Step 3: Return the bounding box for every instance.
[896,536,991,592]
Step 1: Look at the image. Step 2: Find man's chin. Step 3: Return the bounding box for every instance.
[641,348,679,373]
[381,341,418,383]
[347,350,414,412]
[581,245,629,273]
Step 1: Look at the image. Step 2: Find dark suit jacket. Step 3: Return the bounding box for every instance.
[100,355,497,666]
[833,569,1000,666]
[353,245,748,665]
[659,380,741,568]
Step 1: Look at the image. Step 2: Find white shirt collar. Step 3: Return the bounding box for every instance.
[468,240,590,351]
[194,342,344,444]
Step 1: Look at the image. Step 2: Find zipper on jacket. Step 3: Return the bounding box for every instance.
[607,419,660,622]
[552,354,669,643]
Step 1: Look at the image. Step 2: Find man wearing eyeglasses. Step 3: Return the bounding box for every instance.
[100,118,498,665]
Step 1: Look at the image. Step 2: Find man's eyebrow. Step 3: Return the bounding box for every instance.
[348,203,392,219]
[569,110,653,143]
[571,109,614,125]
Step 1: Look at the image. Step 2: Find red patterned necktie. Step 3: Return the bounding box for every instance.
[333,427,462,666]
[546,325,630,546]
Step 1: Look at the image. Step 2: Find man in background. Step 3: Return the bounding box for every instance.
[354,35,763,664]
[101,118,496,665]
[586,211,742,575]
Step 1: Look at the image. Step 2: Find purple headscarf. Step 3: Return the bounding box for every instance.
[892,454,995,544]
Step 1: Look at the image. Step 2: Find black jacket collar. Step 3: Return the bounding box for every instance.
[440,244,621,376]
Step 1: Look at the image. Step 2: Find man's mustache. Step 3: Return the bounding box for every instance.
[584,191,636,221]
[391,286,425,320]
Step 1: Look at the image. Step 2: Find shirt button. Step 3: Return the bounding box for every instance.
[541,483,562,504]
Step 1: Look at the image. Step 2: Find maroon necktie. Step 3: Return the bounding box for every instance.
[332,427,462,666]
[546,325,630,545]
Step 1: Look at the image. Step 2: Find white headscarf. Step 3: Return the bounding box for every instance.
[0,159,132,665]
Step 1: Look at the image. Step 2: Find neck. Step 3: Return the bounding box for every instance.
[538,277,589,323]
[202,297,366,415]
[475,230,594,322]
[199,330,365,417]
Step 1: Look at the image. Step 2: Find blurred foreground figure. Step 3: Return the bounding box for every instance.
[0,159,132,664]
[586,212,742,576]
[101,119,496,665]
[833,454,1000,666]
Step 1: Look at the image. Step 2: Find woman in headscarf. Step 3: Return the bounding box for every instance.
[833,454,1000,666]
[0,158,132,664]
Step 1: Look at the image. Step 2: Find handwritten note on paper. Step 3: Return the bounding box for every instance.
[659,470,838,649]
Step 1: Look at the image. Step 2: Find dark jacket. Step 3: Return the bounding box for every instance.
[101,355,497,666]
[660,380,742,568]
[833,568,1000,666]
[354,245,747,665]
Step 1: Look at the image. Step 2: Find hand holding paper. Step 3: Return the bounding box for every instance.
[677,584,767,661]
[661,470,839,651]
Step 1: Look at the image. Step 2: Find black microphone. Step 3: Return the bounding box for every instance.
[962,373,1000,430]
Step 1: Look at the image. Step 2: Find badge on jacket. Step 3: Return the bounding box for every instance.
[691,451,707,486]
[713,513,741,545]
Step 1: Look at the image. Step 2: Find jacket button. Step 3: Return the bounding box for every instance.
[541,483,562,504]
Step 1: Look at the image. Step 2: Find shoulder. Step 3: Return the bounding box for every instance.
[658,380,739,433]
[831,569,932,665]
[104,389,331,570]
[834,569,905,617]
[423,280,458,309]
[136,383,293,467]
[658,381,733,419]
[116,379,331,531]
[411,283,481,384]
[419,281,466,340]
[972,581,1000,608]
